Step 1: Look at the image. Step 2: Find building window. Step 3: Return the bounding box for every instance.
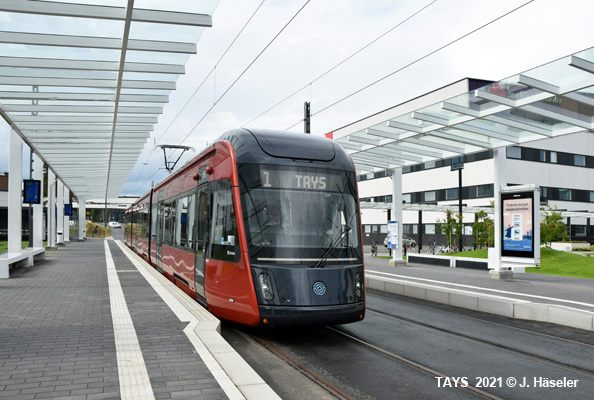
[425,224,435,234]
[476,184,491,198]
[574,154,585,167]
[506,146,521,159]
[550,151,557,163]
[424,160,436,170]
[446,188,458,200]
[364,225,371,233]
[575,226,586,236]
[403,193,411,203]
[425,191,436,202]
[539,150,546,162]
[380,225,387,234]
[541,187,549,203]
[558,188,571,201]
[590,192,594,202]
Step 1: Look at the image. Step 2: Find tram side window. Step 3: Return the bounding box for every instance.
[209,179,239,262]
[151,203,157,241]
[196,187,208,254]
[186,194,195,249]
[175,196,189,247]
[141,207,150,239]
[124,214,130,240]
[163,200,176,244]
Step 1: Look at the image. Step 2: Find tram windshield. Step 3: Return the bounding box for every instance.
[239,164,362,265]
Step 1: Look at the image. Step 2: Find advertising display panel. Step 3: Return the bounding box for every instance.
[387,220,398,249]
[501,191,534,258]
[23,179,41,204]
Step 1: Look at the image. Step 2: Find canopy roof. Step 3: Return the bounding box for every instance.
[334,46,594,173]
[0,0,217,198]
[360,202,594,219]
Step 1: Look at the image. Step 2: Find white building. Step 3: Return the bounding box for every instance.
[330,75,594,250]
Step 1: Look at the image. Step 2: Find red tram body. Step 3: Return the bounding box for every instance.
[125,129,365,326]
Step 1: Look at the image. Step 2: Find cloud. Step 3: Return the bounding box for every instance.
[2,0,594,198]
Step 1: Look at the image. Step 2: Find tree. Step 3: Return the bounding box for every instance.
[472,210,494,249]
[436,209,462,249]
[540,205,568,247]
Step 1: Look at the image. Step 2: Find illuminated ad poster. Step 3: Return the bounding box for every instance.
[501,191,534,258]
[23,179,41,204]
[387,221,398,249]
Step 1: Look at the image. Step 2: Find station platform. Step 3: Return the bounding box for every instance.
[0,238,279,400]
[364,246,594,332]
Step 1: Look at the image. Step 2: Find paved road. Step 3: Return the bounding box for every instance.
[224,290,594,400]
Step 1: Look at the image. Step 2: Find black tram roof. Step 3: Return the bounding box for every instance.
[129,129,355,208]
[219,128,354,171]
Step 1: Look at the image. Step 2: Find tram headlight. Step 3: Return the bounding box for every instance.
[258,273,274,301]
[355,271,362,298]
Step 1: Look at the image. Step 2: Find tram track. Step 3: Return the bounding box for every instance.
[225,292,594,399]
[327,326,503,400]
[237,325,502,400]
[366,292,594,378]
[369,290,594,348]
[245,331,354,400]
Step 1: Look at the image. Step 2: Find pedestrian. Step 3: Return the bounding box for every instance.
[371,241,378,256]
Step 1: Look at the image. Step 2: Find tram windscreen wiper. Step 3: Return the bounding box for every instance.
[312,225,351,268]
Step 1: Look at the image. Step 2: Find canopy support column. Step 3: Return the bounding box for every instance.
[78,198,86,240]
[8,129,23,254]
[389,167,405,266]
[56,180,64,245]
[47,169,56,249]
[32,154,44,248]
[63,187,70,243]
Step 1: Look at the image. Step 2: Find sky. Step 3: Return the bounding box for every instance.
[1,0,594,198]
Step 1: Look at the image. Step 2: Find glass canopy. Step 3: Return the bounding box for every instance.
[336,46,594,174]
[0,0,217,199]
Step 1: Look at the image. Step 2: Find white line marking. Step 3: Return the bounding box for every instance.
[366,269,594,310]
[104,240,155,400]
[114,240,250,400]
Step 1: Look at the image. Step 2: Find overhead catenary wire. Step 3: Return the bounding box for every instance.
[128,0,268,195]
[130,0,311,195]
[241,0,438,129]
[177,0,312,147]
[285,0,535,131]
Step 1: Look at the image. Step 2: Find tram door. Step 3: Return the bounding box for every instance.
[155,191,164,273]
[194,167,209,303]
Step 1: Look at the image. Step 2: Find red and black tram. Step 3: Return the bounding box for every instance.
[124,129,365,326]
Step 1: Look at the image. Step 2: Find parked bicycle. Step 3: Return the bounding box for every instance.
[438,244,451,254]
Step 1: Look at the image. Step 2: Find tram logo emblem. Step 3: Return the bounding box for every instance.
[312,281,327,296]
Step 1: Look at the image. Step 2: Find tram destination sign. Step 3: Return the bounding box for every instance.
[260,168,343,191]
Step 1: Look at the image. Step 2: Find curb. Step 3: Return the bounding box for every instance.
[366,274,594,332]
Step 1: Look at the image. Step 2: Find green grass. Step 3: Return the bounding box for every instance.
[374,255,406,261]
[0,241,47,253]
[443,247,594,280]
